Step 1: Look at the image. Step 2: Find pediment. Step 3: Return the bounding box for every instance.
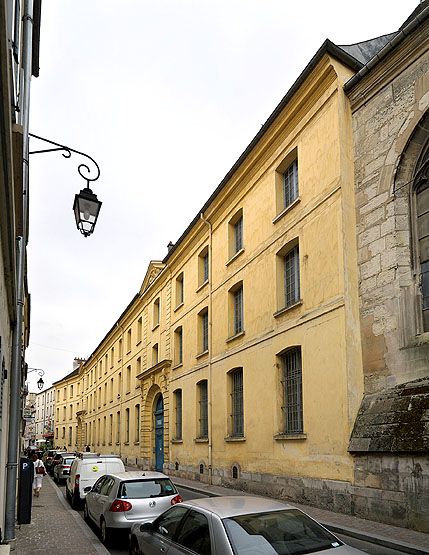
[140,261,165,294]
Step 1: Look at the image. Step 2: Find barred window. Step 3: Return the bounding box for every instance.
[198,381,208,438]
[201,309,209,352]
[203,252,209,283]
[231,368,244,437]
[234,216,243,253]
[174,389,182,440]
[284,245,300,307]
[233,286,243,335]
[175,327,183,365]
[282,348,303,434]
[283,158,298,209]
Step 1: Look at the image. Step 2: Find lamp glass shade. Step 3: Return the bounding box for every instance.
[73,187,102,237]
[37,377,44,390]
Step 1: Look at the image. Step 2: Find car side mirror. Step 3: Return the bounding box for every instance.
[140,522,153,533]
[84,486,92,493]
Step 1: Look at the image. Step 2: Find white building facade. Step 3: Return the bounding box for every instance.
[35,387,55,444]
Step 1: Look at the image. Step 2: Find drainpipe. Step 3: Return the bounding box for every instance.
[4,0,33,544]
[200,213,213,485]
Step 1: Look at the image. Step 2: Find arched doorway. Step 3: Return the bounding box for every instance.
[154,395,164,471]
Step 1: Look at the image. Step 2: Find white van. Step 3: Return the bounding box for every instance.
[65,453,125,509]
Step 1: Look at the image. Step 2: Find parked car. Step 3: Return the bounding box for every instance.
[65,453,125,509]
[50,451,73,475]
[42,450,65,472]
[129,496,365,555]
[53,454,76,484]
[84,471,182,545]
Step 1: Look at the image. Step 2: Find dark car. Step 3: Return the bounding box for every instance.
[42,450,65,472]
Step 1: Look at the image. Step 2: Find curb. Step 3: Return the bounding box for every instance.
[175,481,429,555]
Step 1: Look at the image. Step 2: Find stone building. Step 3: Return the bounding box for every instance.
[346,1,429,532]
[34,386,55,445]
[53,2,428,532]
[53,359,84,450]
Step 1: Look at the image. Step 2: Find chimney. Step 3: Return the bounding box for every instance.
[167,241,175,252]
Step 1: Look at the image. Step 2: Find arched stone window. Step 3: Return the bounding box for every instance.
[413,146,429,331]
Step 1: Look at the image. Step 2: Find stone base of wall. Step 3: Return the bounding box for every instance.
[166,457,428,533]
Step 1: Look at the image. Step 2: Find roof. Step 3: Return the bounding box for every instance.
[52,367,79,386]
[338,33,397,65]
[107,471,169,480]
[183,496,295,519]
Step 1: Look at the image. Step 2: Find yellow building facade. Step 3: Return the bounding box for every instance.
[55,42,366,511]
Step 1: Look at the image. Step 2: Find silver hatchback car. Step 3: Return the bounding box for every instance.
[83,471,182,545]
[129,496,366,555]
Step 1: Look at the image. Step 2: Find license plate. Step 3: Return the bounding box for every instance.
[63,470,69,475]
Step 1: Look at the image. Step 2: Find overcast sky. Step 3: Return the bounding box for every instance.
[26,0,417,391]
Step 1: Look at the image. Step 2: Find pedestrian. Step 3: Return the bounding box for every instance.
[32,452,46,497]
[85,445,90,452]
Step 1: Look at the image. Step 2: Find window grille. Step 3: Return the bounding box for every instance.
[199,381,208,438]
[202,310,209,352]
[416,179,429,331]
[282,349,303,434]
[175,390,182,440]
[203,252,209,282]
[284,245,300,307]
[283,159,298,209]
[233,286,243,335]
[231,369,244,437]
[234,216,243,252]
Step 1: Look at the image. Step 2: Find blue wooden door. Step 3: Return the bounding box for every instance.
[154,396,164,471]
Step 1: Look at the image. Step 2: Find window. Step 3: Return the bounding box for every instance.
[282,348,303,434]
[152,343,159,366]
[63,387,67,401]
[104,382,107,405]
[98,387,101,408]
[70,385,73,398]
[110,347,114,368]
[198,308,209,353]
[275,150,299,216]
[136,356,142,378]
[283,158,299,209]
[109,414,113,444]
[175,510,211,554]
[229,282,244,337]
[198,380,208,439]
[69,404,73,419]
[68,426,72,446]
[125,408,130,443]
[135,404,140,443]
[228,209,244,259]
[176,272,184,306]
[127,328,132,352]
[174,327,183,365]
[118,338,123,360]
[154,506,188,540]
[99,360,102,378]
[284,245,300,307]
[153,297,160,327]
[198,246,209,286]
[97,418,100,445]
[62,426,65,439]
[230,368,244,437]
[137,317,142,343]
[110,378,114,402]
[415,161,429,331]
[105,354,108,373]
[174,389,182,440]
[116,411,121,444]
[118,372,122,397]
[126,365,131,393]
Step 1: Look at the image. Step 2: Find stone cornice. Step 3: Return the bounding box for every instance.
[136,359,172,381]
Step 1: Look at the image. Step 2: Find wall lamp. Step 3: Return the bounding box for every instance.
[27,367,45,390]
[29,133,102,237]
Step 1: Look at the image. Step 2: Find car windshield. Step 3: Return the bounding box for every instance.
[63,458,75,465]
[223,509,342,555]
[118,478,176,499]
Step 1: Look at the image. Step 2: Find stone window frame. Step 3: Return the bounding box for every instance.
[393,111,429,343]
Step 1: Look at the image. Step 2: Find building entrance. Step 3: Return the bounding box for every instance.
[154,395,164,471]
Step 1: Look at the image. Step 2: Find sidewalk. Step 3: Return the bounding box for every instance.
[15,476,108,555]
[172,475,429,555]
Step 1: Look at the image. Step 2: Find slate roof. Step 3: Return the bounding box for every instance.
[338,33,397,65]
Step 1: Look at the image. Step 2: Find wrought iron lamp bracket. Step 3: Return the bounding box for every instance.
[28,132,100,186]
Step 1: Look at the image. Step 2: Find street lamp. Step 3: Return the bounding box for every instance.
[27,367,45,390]
[29,132,102,237]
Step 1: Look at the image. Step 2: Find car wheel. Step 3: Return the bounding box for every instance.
[71,492,80,510]
[100,518,111,546]
[129,537,141,555]
[83,502,90,523]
